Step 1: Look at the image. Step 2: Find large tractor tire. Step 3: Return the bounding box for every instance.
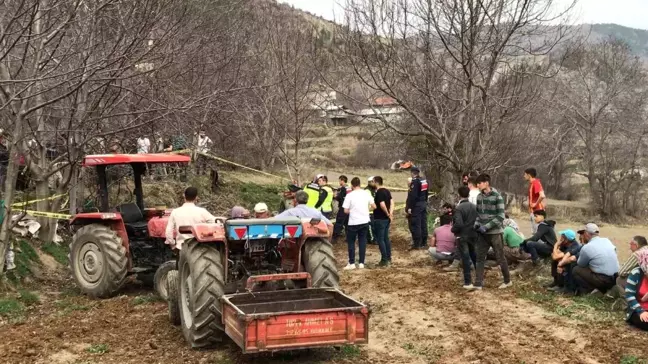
[69,224,128,298]
[179,240,225,348]
[303,238,340,288]
[154,260,177,300]
[166,270,181,326]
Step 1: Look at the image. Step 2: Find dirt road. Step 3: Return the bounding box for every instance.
[1,231,647,364]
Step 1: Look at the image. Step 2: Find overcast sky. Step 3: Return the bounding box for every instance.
[278,0,648,30]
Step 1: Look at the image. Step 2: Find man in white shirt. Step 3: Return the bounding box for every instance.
[342,177,376,270]
[197,131,212,153]
[165,187,217,250]
[467,176,480,205]
[137,136,151,154]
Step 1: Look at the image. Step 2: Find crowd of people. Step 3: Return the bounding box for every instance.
[164,165,648,332]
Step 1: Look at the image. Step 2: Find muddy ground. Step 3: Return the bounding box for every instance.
[2,230,648,364]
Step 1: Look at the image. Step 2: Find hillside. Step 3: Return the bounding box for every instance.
[586,23,648,58]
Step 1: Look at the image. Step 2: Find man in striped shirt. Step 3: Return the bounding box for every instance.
[471,174,511,291]
[613,236,648,296]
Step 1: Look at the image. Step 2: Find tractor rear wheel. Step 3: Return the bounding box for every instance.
[166,270,181,325]
[179,240,225,348]
[69,224,128,298]
[303,238,340,288]
[154,260,177,300]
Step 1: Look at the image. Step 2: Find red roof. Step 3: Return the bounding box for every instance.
[373,97,398,106]
[82,153,191,166]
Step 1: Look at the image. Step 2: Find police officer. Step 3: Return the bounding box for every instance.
[332,175,351,241]
[365,176,377,245]
[320,175,334,219]
[406,166,429,250]
[304,174,328,210]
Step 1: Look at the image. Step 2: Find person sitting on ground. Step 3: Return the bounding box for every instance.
[502,218,530,266]
[520,210,556,266]
[573,223,619,295]
[547,229,582,293]
[441,202,454,217]
[230,206,250,220]
[275,190,333,233]
[165,187,216,250]
[428,214,457,266]
[504,214,522,237]
[616,236,648,293]
[254,202,270,219]
[624,248,648,331]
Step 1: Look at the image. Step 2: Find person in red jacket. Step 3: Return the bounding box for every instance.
[524,167,546,234]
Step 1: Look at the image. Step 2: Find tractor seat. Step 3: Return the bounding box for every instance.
[116,203,149,237]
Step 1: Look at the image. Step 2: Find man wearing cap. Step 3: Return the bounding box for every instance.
[548,229,582,292]
[365,176,377,244]
[254,203,270,219]
[573,223,619,294]
[304,174,328,210]
[406,166,429,250]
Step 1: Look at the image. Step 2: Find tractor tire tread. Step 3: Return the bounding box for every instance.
[181,241,225,348]
[167,270,181,325]
[303,238,340,289]
[69,224,128,298]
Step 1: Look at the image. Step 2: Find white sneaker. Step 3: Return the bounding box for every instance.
[358,263,365,269]
[498,282,513,289]
[462,284,474,290]
[343,264,356,270]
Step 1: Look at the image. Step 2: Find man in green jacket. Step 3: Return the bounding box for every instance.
[473,173,511,291]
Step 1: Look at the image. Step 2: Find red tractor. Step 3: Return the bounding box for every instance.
[168,217,369,352]
[68,153,191,299]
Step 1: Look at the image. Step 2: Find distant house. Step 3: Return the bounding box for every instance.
[357,96,404,123]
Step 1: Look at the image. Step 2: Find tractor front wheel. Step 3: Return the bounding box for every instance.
[69,224,128,298]
[179,240,225,348]
[154,260,177,300]
[303,238,340,288]
[166,270,181,325]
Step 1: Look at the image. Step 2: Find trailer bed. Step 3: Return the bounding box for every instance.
[221,288,369,353]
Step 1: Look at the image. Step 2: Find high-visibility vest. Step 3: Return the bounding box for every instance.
[321,185,334,213]
[304,183,321,208]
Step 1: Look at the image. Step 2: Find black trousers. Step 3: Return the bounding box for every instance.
[628,312,648,331]
[408,206,428,248]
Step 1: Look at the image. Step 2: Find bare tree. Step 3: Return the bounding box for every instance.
[553,38,648,217]
[338,0,575,197]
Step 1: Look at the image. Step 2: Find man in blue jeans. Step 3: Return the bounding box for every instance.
[372,176,393,267]
[342,177,376,270]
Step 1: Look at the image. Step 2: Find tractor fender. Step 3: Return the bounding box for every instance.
[178,223,226,243]
[300,219,330,239]
[70,213,131,269]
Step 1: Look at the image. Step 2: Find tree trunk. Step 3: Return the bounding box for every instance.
[0,146,22,270]
[35,179,53,241]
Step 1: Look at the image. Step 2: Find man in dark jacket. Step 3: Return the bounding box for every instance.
[332,175,351,241]
[406,166,429,250]
[452,186,478,289]
[521,209,557,265]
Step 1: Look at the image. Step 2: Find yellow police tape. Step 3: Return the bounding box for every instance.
[174,149,409,191]
[22,210,72,220]
[10,193,67,208]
